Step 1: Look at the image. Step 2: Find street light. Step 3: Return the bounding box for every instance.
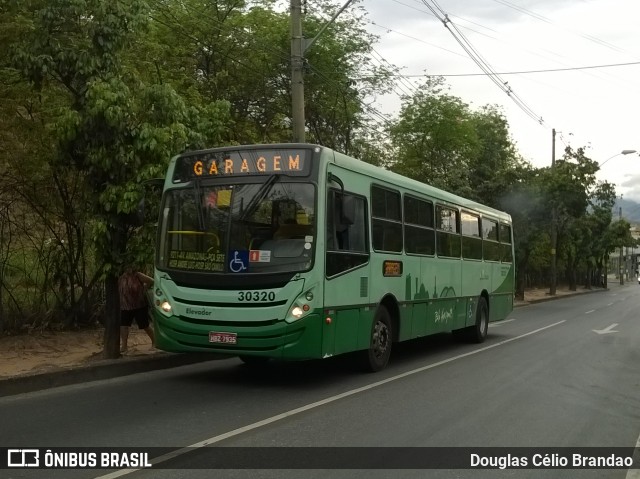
[600,149,637,167]
[618,204,624,285]
[598,150,638,286]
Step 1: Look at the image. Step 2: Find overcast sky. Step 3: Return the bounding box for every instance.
[357,0,640,203]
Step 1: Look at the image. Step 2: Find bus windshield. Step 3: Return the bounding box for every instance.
[157,180,316,274]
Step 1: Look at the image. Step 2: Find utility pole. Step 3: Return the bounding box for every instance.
[550,128,557,295]
[619,206,624,285]
[290,0,354,143]
[290,0,305,143]
[626,245,630,280]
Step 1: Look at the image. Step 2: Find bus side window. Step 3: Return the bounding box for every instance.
[327,191,340,250]
[328,191,358,251]
[326,189,369,277]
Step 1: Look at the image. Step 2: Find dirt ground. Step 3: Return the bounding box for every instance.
[0,286,594,380]
[0,327,157,379]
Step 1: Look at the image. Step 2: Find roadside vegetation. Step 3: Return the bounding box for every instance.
[0,0,635,347]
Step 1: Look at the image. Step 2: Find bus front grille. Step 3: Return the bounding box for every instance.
[173,296,287,308]
[176,316,280,327]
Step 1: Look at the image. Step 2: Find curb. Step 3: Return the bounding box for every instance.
[0,352,222,398]
[514,287,608,308]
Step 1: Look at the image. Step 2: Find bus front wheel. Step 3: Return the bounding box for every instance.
[360,305,393,372]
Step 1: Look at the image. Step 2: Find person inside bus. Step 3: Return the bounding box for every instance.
[118,266,155,354]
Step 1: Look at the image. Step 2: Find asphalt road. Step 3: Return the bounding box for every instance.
[2,283,640,479]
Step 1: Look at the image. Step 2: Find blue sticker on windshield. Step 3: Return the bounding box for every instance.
[229,250,249,273]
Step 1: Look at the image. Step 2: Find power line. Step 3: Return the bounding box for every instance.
[419,0,544,126]
[401,60,640,77]
[379,0,636,92]
[491,0,627,55]
[368,20,468,59]
[391,0,499,34]
[369,48,417,98]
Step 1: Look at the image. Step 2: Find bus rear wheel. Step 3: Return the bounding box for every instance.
[360,305,393,372]
[453,297,489,343]
[458,297,488,343]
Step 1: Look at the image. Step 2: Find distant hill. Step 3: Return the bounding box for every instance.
[614,197,640,224]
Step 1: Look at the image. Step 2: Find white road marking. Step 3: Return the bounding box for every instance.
[94,320,567,478]
[625,432,640,479]
[585,309,596,314]
[592,323,619,335]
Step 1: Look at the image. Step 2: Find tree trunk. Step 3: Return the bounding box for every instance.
[103,222,126,359]
[103,274,120,358]
[515,252,529,301]
[568,265,577,291]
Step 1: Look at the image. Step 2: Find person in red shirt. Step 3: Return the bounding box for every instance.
[118,267,155,354]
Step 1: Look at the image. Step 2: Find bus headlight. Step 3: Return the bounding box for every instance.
[285,288,315,323]
[153,285,174,316]
[160,300,172,313]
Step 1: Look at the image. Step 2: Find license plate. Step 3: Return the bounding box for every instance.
[209,332,237,344]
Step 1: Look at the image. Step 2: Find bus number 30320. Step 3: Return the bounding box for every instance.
[238,291,276,302]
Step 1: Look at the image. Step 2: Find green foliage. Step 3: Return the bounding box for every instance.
[143,0,393,149]
[389,77,480,195]
[466,105,520,207]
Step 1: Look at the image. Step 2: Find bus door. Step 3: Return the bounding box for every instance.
[323,185,371,357]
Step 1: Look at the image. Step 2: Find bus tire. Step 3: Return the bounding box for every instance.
[466,297,489,343]
[360,305,393,372]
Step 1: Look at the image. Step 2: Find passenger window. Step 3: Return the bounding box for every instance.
[461,211,482,260]
[372,185,402,252]
[326,190,369,277]
[482,218,500,262]
[436,205,461,258]
[404,195,435,255]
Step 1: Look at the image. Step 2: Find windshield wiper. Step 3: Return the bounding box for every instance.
[239,174,280,221]
[192,176,206,231]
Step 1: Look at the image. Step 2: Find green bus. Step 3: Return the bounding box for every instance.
[151,143,514,371]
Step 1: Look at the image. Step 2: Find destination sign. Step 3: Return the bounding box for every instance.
[383,260,403,277]
[173,149,311,182]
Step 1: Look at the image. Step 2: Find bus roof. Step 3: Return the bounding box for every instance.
[172,143,512,222]
[330,148,512,222]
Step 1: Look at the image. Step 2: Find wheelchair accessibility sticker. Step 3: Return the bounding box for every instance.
[229,250,249,273]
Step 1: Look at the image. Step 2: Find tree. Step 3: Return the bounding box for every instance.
[146,0,393,149]
[498,164,549,298]
[302,1,394,153]
[10,0,230,357]
[388,76,480,195]
[571,181,616,289]
[465,105,520,207]
[540,146,598,290]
